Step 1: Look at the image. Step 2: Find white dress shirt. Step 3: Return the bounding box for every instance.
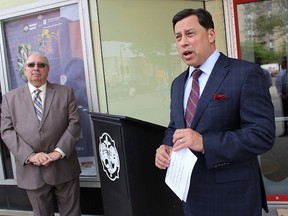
[183,50,220,112]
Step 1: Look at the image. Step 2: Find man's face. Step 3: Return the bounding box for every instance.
[25,54,49,88]
[174,15,215,67]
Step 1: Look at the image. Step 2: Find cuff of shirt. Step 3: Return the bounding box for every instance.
[54,148,65,158]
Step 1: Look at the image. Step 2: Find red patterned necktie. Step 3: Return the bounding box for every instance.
[185,69,202,128]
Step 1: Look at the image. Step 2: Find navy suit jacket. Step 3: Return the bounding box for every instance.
[163,53,275,215]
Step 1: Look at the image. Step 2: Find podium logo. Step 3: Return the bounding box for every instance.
[99,132,120,181]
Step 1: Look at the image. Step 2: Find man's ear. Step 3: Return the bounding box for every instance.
[208,28,216,42]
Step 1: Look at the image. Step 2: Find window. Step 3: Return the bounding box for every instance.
[234,0,288,203]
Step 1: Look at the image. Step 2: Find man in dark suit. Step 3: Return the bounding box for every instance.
[1,53,81,216]
[155,9,275,216]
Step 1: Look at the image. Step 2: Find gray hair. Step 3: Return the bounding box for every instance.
[26,52,50,67]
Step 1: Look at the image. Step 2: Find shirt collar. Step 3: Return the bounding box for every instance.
[188,50,220,76]
[28,82,47,94]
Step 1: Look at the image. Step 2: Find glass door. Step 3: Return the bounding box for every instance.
[235,0,288,203]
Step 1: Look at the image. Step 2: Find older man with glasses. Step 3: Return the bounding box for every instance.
[1,52,82,216]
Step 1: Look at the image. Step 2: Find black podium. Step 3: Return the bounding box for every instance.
[90,112,183,216]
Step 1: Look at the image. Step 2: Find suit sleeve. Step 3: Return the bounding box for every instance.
[203,64,275,169]
[162,78,183,146]
[1,94,35,165]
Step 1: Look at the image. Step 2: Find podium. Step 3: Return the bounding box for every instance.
[90,113,183,216]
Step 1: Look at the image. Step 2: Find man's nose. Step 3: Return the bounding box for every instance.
[179,35,189,46]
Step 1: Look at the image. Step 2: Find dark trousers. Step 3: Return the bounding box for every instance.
[26,177,81,216]
[281,94,288,133]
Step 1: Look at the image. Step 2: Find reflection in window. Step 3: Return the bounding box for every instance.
[237,0,288,198]
[97,0,206,126]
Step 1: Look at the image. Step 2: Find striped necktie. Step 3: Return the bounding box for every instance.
[185,69,202,128]
[33,89,43,121]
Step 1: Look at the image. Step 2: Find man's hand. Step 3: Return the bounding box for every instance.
[155,144,172,169]
[42,151,62,166]
[29,151,62,166]
[29,152,52,166]
[173,128,203,152]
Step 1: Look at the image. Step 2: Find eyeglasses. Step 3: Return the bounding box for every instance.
[26,62,47,68]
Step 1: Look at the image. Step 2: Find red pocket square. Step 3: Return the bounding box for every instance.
[213,94,225,101]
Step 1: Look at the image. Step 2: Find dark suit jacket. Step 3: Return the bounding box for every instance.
[163,53,275,215]
[1,82,81,190]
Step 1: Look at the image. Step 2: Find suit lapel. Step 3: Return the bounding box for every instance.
[191,54,230,128]
[21,85,40,124]
[40,83,55,127]
[178,68,189,128]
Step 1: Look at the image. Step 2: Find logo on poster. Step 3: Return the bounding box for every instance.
[23,24,29,32]
[99,132,120,181]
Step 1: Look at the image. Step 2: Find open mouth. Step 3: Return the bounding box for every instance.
[183,50,193,57]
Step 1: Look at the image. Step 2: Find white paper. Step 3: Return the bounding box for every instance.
[165,148,197,202]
